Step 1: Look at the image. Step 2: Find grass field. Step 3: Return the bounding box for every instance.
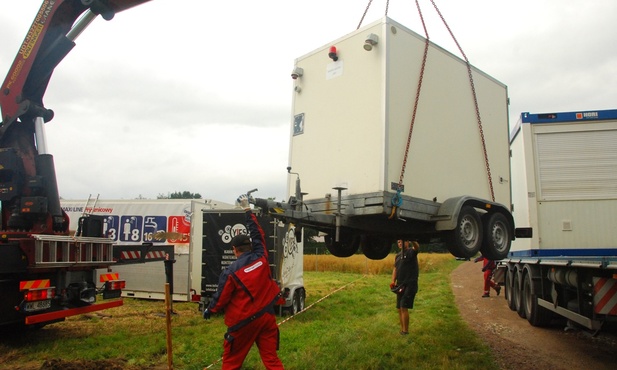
[0,254,498,369]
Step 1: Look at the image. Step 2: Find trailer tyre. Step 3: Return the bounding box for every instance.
[523,268,553,326]
[288,289,306,316]
[445,206,483,258]
[505,267,516,311]
[361,235,393,260]
[324,232,360,257]
[290,291,299,316]
[480,212,511,260]
[514,269,526,319]
[297,289,305,313]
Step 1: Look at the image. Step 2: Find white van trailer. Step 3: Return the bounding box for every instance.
[258,17,514,260]
[61,198,232,302]
[199,209,305,315]
[61,199,305,314]
[501,109,617,330]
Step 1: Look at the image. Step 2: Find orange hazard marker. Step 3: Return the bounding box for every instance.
[99,273,120,282]
[19,279,50,291]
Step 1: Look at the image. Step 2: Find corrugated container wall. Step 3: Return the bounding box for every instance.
[289,17,510,207]
[509,112,617,255]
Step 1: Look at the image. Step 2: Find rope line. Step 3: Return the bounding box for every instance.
[277,276,364,326]
[204,276,365,369]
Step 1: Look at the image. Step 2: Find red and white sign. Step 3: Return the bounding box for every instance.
[593,277,617,315]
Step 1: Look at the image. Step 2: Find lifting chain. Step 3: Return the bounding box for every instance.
[355,1,496,213]
[391,0,430,215]
[428,0,495,201]
[357,0,390,29]
[394,0,495,211]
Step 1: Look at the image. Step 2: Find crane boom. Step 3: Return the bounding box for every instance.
[1,0,151,132]
[0,0,150,234]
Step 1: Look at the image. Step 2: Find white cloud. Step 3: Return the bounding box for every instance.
[2,0,616,203]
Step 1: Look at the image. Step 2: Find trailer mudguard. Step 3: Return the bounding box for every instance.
[434,195,513,232]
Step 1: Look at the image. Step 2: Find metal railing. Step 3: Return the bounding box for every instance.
[32,234,116,267]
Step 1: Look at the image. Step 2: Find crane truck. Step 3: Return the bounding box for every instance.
[498,109,617,332]
[0,0,157,329]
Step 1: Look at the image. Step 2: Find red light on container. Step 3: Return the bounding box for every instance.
[24,288,55,302]
[106,280,126,291]
[328,46,338,61]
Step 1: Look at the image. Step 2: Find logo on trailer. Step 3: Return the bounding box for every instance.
[576,112,599,120]
[283,227,299,259]
[219,223,248,244]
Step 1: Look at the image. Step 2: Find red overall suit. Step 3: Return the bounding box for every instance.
[208,210,283,370]
[475,256,500,297]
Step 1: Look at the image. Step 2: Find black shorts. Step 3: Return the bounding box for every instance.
[396,280,418,309]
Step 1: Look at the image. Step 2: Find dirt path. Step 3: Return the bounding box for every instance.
[451,261,617,370]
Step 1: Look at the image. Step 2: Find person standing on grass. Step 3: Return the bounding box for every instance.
[474,255,501,298]
[390,239,420,336]
[203,194,284,370]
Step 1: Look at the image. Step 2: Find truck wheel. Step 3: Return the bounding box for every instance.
[324,232,360,257]
[480,212,511,260]
[523,268,553,326]
[505,267,516,311]
[446,206,483,258]
[361,235,393,260]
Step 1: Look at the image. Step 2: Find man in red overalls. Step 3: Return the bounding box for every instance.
[203,194,284,370]
[474,255,501,298]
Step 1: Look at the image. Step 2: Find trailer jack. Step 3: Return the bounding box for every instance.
[332,186,347,243]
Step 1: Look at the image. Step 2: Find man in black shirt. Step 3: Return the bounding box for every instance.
[390,240,420,335]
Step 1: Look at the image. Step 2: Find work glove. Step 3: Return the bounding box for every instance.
[237,194,250,210]
[203,308,211,320]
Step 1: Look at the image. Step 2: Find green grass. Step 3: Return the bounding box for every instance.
[0,255,498,369]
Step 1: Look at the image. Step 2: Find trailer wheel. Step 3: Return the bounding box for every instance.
[288,289,306,316]
[505,267,516,311]
[297,289,305,313]
[324,232,361,257]
[290,291,299,316]
[523,268,553,326]
[480,212,511,260]
[361,235,393,260]
[445,206,483,258]
[514,269,526,319]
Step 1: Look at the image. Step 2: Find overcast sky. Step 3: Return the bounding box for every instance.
[1,0,616,204]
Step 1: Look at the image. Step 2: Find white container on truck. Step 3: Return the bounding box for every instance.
[501,109,617,330]
[257,17,514,260]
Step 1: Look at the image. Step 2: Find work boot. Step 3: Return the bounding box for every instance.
[482,293,490,298]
